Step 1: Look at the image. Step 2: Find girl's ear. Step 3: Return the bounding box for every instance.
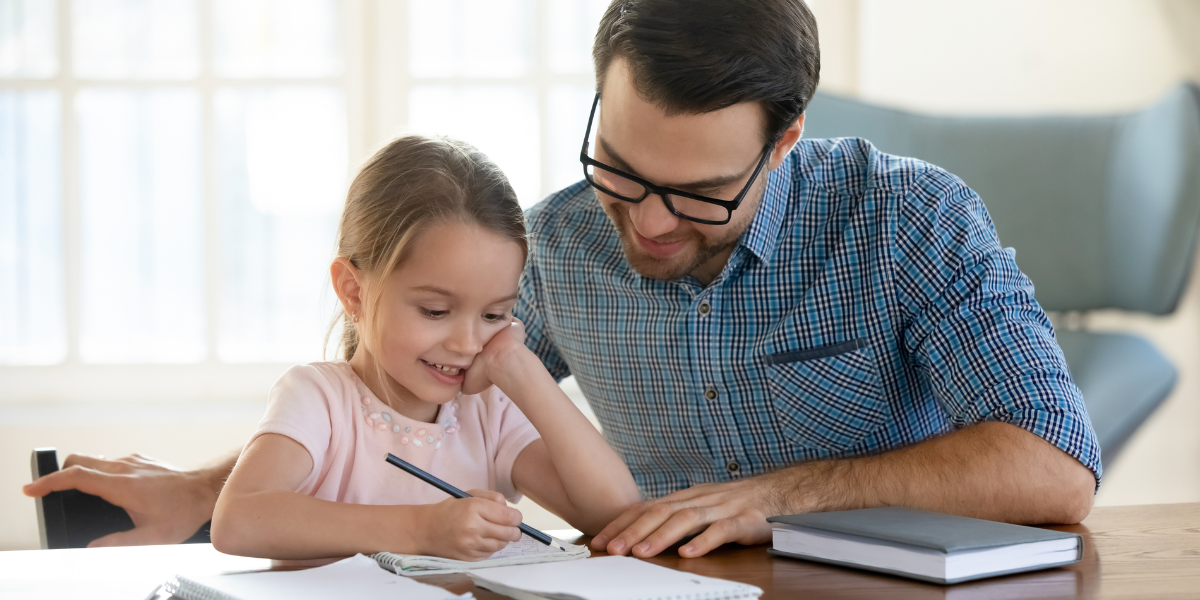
[331,258,364,319]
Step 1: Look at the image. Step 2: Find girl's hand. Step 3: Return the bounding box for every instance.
[414,489,523,561]
[461,318,528,395]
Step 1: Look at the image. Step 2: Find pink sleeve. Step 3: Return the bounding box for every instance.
[487,389,543,502]
[250,365,337,488]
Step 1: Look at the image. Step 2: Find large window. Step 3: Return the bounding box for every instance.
[398,0,605,207]
[1,0,607,402]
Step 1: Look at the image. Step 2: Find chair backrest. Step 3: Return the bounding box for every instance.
[802,83,1200,314]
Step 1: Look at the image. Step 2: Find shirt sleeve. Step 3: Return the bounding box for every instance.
[485,388,543,503]
[250,365,337,488]
[894,168,1103,487]
[516,209,572,382]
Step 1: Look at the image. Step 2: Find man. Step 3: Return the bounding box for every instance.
[25,0,1099,557]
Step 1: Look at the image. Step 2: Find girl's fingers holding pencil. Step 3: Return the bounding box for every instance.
[468,488,508,506]
[429,496,523,560]
[447,501,522,559]
[477,520,523,544]
[472,496,523,527]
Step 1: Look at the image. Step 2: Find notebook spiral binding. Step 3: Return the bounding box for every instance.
[162,575,240,600]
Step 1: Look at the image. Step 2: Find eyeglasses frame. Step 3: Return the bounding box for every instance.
[578,93,773,226]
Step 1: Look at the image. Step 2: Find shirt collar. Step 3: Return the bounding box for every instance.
[737,149,794,264]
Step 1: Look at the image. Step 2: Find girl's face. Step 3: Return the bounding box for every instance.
[351,221,524,418]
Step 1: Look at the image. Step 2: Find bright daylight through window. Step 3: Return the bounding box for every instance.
[0,0,607,403]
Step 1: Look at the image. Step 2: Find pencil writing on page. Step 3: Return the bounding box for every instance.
[383,453,565,551]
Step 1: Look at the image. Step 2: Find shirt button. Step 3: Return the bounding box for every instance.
[726,460,740,473]
[704,387,718,401]
[697,302,711,315]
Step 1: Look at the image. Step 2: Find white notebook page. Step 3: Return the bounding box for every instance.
[469,555,762,600]
[488,534,571,559]
[167,554,466,600]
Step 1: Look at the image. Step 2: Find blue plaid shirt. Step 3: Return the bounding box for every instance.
[516,137,1102,500]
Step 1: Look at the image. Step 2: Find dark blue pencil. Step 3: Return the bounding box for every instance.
[384,453,564,551]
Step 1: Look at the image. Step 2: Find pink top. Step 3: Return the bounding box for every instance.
[251,361,542,505]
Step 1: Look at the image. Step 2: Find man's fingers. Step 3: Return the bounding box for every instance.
[62,454,130,474]
[87,526,169,548]
[606,502,683,556]
[591,502,648,551]
[21,475,56,498]
[678,518,741,558]
[23,466,117,498]
[631,506,710,558]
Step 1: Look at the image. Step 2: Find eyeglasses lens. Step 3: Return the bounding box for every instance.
[586,164,646,200]
[663,195,732,223]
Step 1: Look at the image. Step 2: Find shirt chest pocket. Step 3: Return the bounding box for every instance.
[762,338,889,451]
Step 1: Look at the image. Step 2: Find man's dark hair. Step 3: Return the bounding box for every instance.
[593,0,820,145]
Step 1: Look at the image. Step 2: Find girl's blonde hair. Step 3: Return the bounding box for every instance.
[328,134,526,361]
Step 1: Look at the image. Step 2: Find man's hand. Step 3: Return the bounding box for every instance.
[590,475,784,558]
[22,452,228,547]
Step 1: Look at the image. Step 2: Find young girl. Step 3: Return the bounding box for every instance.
[212,135,640,561]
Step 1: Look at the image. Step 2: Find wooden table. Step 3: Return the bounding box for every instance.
[2,503,1197,599]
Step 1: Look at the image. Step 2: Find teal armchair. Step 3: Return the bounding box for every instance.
[802,83,1200,465]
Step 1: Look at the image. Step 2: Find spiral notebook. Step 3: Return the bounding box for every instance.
[373,533,590,576]
[467,555,763,600]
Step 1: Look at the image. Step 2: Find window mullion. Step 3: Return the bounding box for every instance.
[58,0,80,368]
[199,0,220,365]
[376,0,408,141]
[535,0,552,201]
[345,0,369,163]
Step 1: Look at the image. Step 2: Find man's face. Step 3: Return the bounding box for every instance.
[592,59,781,281]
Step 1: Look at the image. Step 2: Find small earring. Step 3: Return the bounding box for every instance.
[352,312,359,323]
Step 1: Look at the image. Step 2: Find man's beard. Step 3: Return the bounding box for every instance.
[601,202,741,281]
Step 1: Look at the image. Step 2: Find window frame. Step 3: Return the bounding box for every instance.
[1,0,600,403]
[0,0,368,402]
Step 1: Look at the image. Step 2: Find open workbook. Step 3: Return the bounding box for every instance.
[373,533,590,576]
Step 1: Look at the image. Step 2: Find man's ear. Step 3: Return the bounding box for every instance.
[330,258,364,319]
[768,113,805,170]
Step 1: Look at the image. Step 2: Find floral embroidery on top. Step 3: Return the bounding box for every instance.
[361,396,460,451]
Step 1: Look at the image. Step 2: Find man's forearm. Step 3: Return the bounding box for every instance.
[768,421,1095,524]
[197,449,240,501]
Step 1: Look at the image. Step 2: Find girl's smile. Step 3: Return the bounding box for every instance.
[421,359,468,384]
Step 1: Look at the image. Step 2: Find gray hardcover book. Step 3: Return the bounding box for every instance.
[767,507,1082,585]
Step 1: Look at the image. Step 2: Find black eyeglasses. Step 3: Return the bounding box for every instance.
[579,93,772,226]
